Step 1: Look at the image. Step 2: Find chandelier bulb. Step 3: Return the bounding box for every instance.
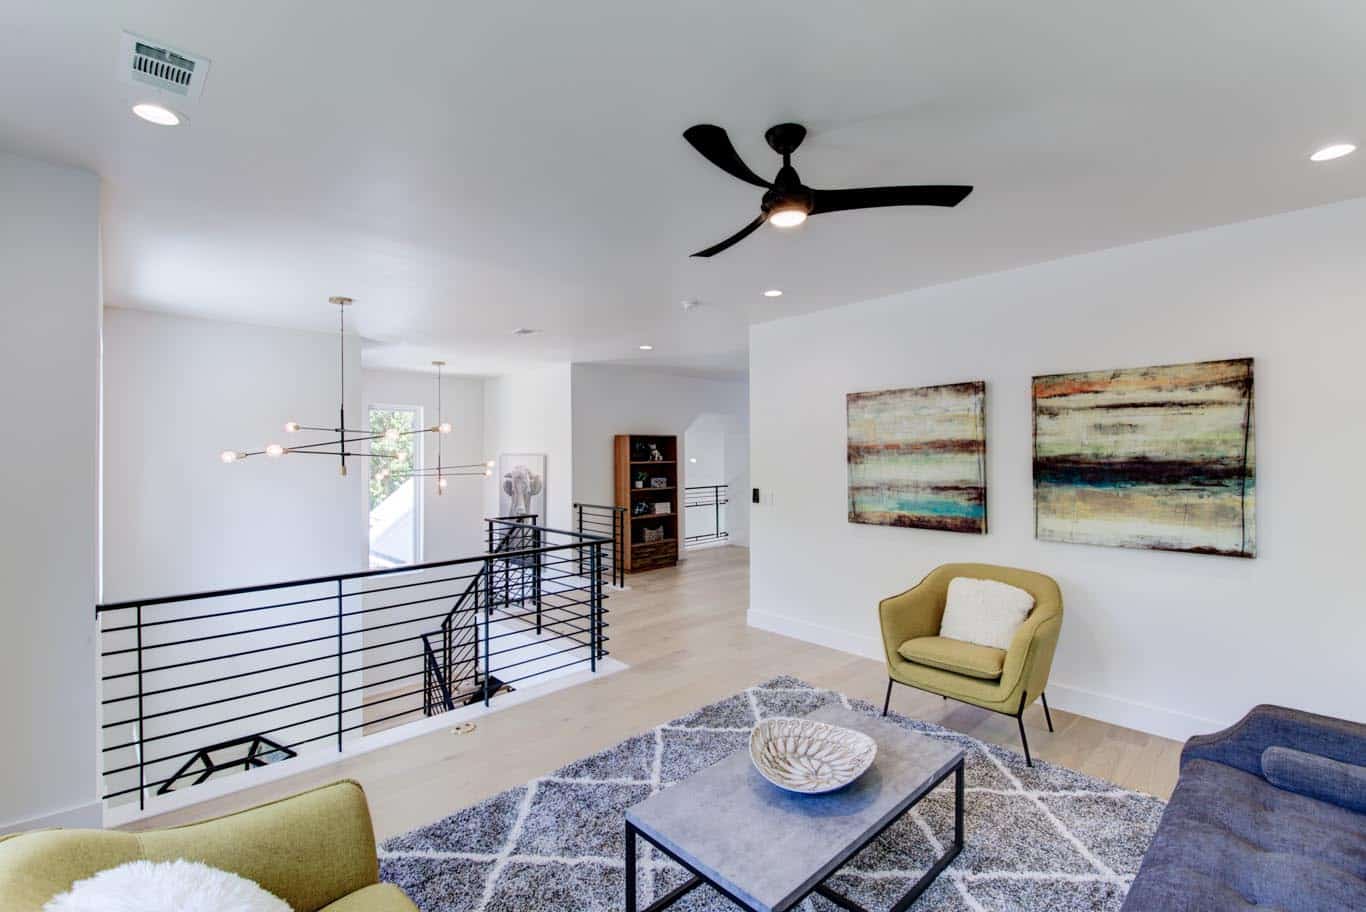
[284,421,300,433]
[437,476,448,492]
[483,468,493,477]
[438,422,453,434]
[384,427,401,442]
[485,460,496,468]
[220,450,241,464]
[265,443,285,457]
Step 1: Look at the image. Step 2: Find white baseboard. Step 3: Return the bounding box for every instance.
[746,610,1225,743]
[747,609,883,661]
[0,799,102,834]
[1045,681,1223,743]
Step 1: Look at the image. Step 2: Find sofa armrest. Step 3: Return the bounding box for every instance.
[138,779,380,912]
[878,582,942,665]
[1182,705,1366,779]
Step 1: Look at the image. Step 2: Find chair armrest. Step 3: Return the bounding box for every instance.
[998,610,1060,696]
[138,780,380,912]
[878,581,942,664]
[1182,705,1366,779]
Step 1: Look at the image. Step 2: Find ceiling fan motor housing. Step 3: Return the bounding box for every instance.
[762,181,813,218]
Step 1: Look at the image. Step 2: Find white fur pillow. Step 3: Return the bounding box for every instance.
[45,860,290,912]
[938,577,1034,650]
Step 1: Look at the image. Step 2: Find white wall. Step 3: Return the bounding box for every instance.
[750,196,1366,741]
[570,364,750,548]
[363,368,489,560]
[483,365,575,530]
[103,309,366,598]
[0,152,101,830]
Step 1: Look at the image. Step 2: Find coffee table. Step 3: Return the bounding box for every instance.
[625,703,965,912]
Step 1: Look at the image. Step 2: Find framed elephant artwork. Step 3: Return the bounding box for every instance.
[498,453,547,522]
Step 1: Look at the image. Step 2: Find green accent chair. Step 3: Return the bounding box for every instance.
[878,563,1064,765]
[0,780,417,911]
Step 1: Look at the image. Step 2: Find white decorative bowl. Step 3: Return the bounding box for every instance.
[749,717,877,794]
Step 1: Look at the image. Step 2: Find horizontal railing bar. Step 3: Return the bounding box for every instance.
[103,707,340,774]
[488,640,595,673]
[101,669,339,727]
[103,689,341,752]
[99,565,487,631]
[102,729,340,799]
[97,533,608,612]
[500,656,597,688]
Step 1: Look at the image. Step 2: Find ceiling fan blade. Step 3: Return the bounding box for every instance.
[683,125,772,189]
[809,185,973,215]
[690,215,767,258]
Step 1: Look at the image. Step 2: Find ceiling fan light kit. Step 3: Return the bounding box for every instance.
[220,297,491,490]
[683,121,973,257]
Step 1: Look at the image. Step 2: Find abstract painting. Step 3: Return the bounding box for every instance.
[847,382,987,533]
[1033,358,1255,557]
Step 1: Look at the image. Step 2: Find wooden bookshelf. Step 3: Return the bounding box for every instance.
[615,434,679,573]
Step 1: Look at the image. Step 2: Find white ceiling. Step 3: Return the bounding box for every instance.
[4,2,1364,379]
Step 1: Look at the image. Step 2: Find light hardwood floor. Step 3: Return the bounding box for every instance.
[131,546,1180,838]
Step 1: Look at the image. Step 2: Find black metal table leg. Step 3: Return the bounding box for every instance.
[626,821,637,912]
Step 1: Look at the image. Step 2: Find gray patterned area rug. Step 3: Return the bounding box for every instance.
[380,676,1165,911]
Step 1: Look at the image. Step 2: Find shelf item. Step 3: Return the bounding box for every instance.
[616,434,680,573]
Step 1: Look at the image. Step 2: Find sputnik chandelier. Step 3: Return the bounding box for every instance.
[219,296,492,493]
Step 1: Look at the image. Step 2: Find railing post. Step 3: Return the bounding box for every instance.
[589,541,602,670]
[335,579,344,752]
[617,508,625,588]
[135,604,145,812]
[576,504,585,577]
[483,558,493,707]
[714,484,721,543]
[533,525,543,634]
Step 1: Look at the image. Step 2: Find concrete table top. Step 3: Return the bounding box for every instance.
[626,703,965,911]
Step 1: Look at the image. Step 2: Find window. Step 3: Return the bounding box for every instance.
[368,405,422,568]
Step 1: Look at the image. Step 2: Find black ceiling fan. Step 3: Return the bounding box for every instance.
[683,122,973,257]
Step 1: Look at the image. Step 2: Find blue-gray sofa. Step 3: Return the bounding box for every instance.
[1122,704,1365,911]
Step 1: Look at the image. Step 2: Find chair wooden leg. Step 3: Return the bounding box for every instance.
[1041,692,1054,733]
[882,678,894,716]
[1017,690,1033,767]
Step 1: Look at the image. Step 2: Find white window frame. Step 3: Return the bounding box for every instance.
[366,403,424,568]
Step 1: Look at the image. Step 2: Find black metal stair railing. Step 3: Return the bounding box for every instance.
[96,517,610,812]
[572,503,626,587]
[684,484,729,547]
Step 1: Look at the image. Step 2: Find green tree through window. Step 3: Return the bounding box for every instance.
[369,407,418,510]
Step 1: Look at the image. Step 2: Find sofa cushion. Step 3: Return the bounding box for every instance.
[1122,758,1366,911]
[939,577,1034,650]
[898,636,1006,680]
[320,884,419,912]
[1262,745,1366,814]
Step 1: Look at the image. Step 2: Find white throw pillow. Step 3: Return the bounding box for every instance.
[938,577,1034,650]
[45,860,291,912]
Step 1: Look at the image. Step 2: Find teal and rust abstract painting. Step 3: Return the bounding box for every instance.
[1033,358,1255,557]
[847,382,987,533]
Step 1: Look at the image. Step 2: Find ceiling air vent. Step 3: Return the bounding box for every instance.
[120,31,211,99]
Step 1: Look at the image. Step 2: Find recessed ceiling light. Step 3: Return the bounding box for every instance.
[1310,143,1356,162]
[511,327,541,336]
[762,289,783,298]
[132,102,181,126]
[639,344,654,351]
